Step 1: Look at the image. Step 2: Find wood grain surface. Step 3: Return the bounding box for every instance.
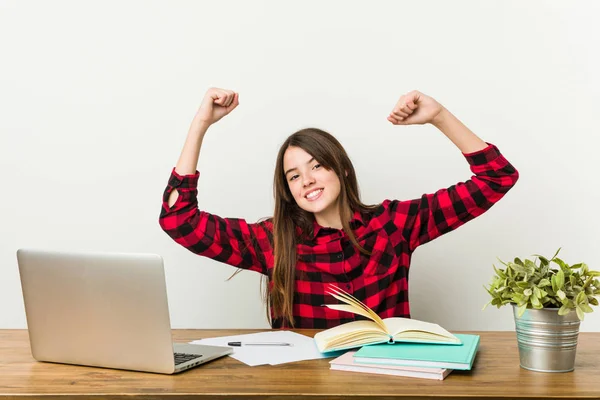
[1,330,599,399]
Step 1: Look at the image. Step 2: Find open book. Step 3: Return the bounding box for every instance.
[314,286,461,353]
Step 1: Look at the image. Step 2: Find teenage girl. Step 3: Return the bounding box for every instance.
[159,87,519,329]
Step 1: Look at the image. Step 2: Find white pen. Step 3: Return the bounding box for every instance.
[227,341,292,347]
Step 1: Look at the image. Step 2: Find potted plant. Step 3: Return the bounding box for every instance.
[484,248,600,372]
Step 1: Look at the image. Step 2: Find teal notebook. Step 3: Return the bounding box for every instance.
[353,333,480,371]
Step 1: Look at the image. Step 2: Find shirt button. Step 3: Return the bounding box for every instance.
[169,176,182,187]
[337,254,343,260]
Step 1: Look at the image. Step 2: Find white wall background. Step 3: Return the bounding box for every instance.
[1,0,599,331]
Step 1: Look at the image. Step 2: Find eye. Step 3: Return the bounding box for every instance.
[313,163,321,170]
[289,174,299,181]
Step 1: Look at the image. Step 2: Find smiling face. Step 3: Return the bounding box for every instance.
[283,146,342,227]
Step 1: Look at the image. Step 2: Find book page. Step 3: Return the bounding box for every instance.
[383,317,460,343]
[323,304,376,321]
[324,286,388,333]
[314,320,389,351]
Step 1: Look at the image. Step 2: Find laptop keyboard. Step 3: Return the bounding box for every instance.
[174,352,202,365]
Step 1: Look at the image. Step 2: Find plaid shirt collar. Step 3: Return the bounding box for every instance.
[310,209,367,240]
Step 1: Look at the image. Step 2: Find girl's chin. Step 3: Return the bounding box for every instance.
[297,199,326,212]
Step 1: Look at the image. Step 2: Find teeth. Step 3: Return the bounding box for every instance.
[306,189,323,199]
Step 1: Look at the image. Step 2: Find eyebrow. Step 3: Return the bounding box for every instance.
[285,157,315,176]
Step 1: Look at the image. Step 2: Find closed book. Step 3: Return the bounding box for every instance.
[330,351,452,380]
[353,333,480,371]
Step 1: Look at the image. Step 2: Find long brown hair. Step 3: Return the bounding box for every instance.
[268,127,379,327]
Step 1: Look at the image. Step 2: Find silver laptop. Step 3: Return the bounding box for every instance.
[16,248,232,374]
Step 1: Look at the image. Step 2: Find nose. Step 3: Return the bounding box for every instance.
[302,174,315,187]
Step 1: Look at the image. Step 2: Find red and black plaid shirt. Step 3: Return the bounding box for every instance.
[159,143,518,328]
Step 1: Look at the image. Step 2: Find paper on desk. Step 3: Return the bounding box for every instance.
[190,331,341,366]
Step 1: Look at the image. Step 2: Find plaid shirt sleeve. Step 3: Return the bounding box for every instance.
[389,143,519,252]
[158,168,272,275]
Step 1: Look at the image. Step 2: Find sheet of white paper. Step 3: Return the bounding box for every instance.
[189,331,339,366]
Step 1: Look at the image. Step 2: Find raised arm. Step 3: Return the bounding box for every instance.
[168,88,239,206]
[159,88,272,274]
[387,91,519,251]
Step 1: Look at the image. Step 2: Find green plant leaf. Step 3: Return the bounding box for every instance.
[556,269,565,289]
[550,247,562,261]
[532,255,549,267]
[493,264,506,279]
[512,293,525,304]
[546,297,559,306]
[538,278,551,288]
[496,257,509,267]
[511,263,530,275]
[557,289,566,301]
[553,257,568,270]
[580,303,594,313]
[558,304,571,316]
[514,257,524,266]
[576,306,585,321]
[542,264,550,277]
[517,303,527,317]
[524,259,537,273]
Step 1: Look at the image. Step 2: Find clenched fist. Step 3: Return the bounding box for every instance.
[196,87,239,126]
[387,90,445,126]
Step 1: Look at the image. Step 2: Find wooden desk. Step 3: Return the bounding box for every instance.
[1,330,599,400]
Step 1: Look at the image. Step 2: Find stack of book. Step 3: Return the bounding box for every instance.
[315,286,480,380]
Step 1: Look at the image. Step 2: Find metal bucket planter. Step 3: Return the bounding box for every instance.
[513,304,580,372]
